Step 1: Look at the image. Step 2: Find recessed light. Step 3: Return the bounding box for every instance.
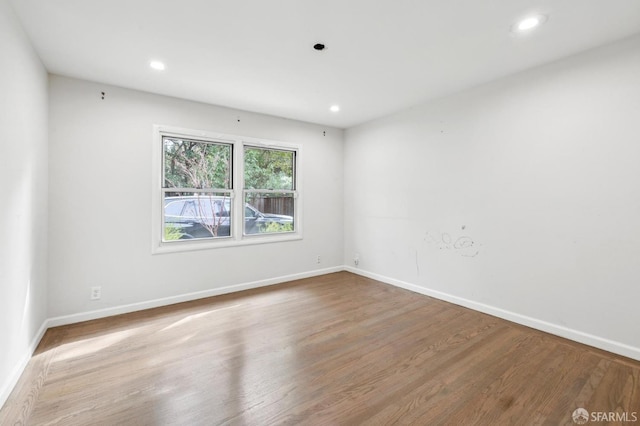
[150,60,166,71]
[330,105,340,112]
[518,17,540,30]
[512,14,547,33]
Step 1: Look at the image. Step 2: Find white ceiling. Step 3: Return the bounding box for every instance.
[11,0,640,129]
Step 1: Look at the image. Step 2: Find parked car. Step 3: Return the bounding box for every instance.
[164,195,293,240]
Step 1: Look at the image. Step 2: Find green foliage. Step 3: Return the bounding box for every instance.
[164,138,231,189]
[244,147,294,190]
[164,224,183,241]
[258,221,294,233]
[164,139,294,193]
[162,139,296,241]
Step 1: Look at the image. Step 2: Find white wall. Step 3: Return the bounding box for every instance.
[0,0,48,406]
[344,34,640,359]
[48,76,344,319]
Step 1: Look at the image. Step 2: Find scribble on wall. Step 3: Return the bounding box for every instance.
[424,230,480,257]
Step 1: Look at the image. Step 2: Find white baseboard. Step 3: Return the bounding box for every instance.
[0,319,48,410]
[345,266,640,362]
[48,266,343,327]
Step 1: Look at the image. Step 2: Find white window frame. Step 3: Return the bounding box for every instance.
[152,125,302,254]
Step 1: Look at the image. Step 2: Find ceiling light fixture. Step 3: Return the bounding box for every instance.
[330,105,340,112]
[512,14,547,33]
[149,60,166,71]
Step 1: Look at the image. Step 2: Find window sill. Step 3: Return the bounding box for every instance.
[152,233,303,255]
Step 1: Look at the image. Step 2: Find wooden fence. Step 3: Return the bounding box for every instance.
[248,196,294,217]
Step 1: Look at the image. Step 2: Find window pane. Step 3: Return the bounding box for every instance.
[164,192,232,241]
[163,137,231,189]
[244,193,294,234]
[244,147,294,190]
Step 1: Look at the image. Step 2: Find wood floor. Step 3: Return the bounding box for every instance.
[1,272,639,425]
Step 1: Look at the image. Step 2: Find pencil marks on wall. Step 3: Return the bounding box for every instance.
[411,226,481,278]
[424,229,480,258]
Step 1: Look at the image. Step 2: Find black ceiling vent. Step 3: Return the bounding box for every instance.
[313,43,325,51]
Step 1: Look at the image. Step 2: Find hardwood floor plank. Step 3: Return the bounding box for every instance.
[1,272,639,425]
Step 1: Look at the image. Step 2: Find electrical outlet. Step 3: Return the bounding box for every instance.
[90,286,101,300]
[354,254,360,266]
[316,255,321,264]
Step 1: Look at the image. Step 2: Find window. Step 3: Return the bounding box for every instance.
[162,137,232,241]
[244,146,296,235]
[152,126,301,253]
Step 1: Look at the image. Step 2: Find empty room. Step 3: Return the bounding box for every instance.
[1,0,639,424]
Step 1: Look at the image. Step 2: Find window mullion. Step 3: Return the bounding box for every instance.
[233,138,243,240]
